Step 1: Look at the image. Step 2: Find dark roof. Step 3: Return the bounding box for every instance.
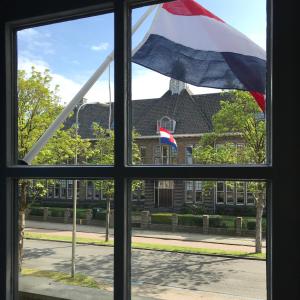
[64,90,230,138]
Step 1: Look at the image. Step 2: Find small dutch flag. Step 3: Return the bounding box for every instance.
[159,127,177,150]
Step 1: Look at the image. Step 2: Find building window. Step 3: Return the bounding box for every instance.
[157,116,176,133]
[60,180,67,199]
[54,181,60,199]
[67,180,73,199]
[47,182,54,199]
[216,181,225,204]
[86,181,94,200]
[154,144,177,165]
[140,146,146,164]
[226,182,235,205]
[236,182,245,205]
[185,146,193,164]
[185,181,193,203]
[185,181,203,203]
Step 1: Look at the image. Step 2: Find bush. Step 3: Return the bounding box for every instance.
[151,213,172,224]
[49,207,65,218]
[178,214,203,226]
[244,218,267,231]
[209,215,235,228]
[76,209,88,219]
[92,208,106,220]
[29,207,44,216]
[180,203,205,215]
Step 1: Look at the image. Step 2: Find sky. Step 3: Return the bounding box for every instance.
[17,0,266,105]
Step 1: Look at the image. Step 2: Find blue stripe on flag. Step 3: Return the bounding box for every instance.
[160,137,177,149]
[133,34,266,93]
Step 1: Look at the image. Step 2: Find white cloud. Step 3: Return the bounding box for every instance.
[91,42,109,51]
[17,28,55,55]
[131,68,220,100]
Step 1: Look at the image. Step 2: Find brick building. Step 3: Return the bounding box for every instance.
[42,79,260,215]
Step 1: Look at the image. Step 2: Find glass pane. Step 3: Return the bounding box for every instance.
[131,179,267,300]
[130,1,267,166]
[18,179,114,299]
[17,12,114,166]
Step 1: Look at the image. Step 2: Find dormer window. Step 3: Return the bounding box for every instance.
[157,116,176,133]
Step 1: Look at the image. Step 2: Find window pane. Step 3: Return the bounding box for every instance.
[17,12,114,166]
[18,179,114,299]
[131,179,267,300]
[130,1,267,166]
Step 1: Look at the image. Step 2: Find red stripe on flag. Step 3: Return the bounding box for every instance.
[250,91,265,112]
[159,127,171,134]
[162,0,224,22]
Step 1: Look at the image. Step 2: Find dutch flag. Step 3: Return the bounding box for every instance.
[159,127,177,150]
[132,0,266,111]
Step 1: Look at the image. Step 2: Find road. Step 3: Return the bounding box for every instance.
[23,239,267,300]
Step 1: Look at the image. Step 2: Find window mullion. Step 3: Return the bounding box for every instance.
[114,0,131,299]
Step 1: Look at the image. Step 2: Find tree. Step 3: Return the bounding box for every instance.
[91,124,141,241]
[18,67,91,269]
[193,90,266,253]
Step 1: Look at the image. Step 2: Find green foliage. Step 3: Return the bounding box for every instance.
[193,90,266,165]
[92,209,106,220]
[151,213,172,224]
[180,203,205,215]
[29,207,44,216]
[49,207,65,218]
[178,214,203,226]
[209,215,235,229]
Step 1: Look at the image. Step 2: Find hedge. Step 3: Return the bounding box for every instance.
[178,214,203,226]
[29,207,44,216]
[151,213,172,224]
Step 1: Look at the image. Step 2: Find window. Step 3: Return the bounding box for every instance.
[226,182,235,205]
[86,181,94,200]
[236,182,245,205]
[185,146,193,165]
[47,182,54,199]
[185,180,203,203]
[60,180,67,199]
[216,182,225,204]
[67,180,73,199]
[157,116,176,133]
[140,146,146,164]
[3,0,299,299]
[54,181,60,199]
[185,181,193,203]
[154,144,177,165]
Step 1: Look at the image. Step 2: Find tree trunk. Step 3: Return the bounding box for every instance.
[19,181,28,271]
[255,195,264,253]
[105,198,110,242]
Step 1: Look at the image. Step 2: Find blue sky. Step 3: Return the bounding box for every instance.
[17,0,266,104]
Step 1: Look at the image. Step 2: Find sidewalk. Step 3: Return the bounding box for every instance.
[25,220,266,253]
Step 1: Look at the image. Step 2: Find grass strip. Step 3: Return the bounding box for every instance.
[21,268,110,290]
[25,231,265,260]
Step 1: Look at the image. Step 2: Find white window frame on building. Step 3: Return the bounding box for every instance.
[153,144,177,165]
[156,116,176,133]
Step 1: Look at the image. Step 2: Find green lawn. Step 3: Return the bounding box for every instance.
[25,231,265,260]
[21,268,110,290]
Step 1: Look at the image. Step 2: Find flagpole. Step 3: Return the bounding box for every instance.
[22,4,158,165]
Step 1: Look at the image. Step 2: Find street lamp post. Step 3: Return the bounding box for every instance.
[71,100,98,277]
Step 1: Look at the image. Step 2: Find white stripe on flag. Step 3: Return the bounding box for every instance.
[150,8,265,59]
[160,131,171,138]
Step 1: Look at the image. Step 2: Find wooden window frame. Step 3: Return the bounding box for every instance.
[1,0,300,299]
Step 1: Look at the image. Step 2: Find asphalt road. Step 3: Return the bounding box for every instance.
[23,239,266,300]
